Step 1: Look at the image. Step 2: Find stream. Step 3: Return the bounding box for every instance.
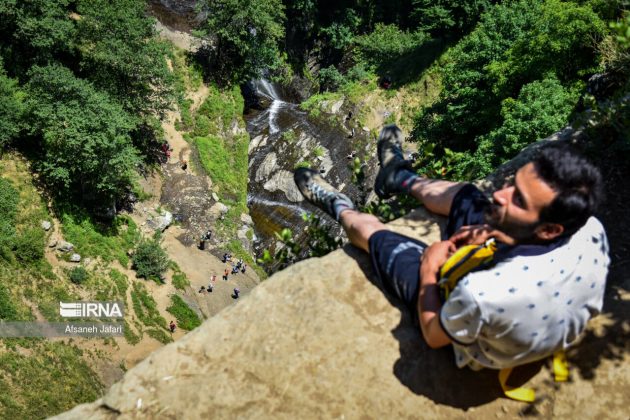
[244,80,357,261]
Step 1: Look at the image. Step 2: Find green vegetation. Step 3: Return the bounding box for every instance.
[68,266,89,285]
[0,0,174,206]
[61,212,139,267]
[0,340,103,419]
[169,261,191,290]
[132,235,170,282]
[130,281,172,344]
[412,0,606,179]
[166,295,202,330]
[198,0,286,84]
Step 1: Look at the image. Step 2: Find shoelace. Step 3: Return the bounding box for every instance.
[308,182,336,204]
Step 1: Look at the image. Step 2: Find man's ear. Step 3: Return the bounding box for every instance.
[535,223,564,241]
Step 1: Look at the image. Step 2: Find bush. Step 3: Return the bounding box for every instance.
[354,24,428,68]
[69,266,89,285]
[13,228,44,263]
[318,66,345,92]
[132,236,169,280]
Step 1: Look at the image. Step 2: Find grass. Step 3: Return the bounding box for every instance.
[169,261,190,290]
[60,212,139,267]
[130,281,172,344]
[0,340,103,419]
[166,294,201,330]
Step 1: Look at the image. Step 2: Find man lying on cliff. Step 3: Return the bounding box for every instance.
[293,125,609,371]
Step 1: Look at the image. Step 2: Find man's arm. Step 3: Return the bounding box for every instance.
[417,241,454,349]
[409,179,466,217]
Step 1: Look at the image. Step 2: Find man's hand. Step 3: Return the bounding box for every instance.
[421,240,456,273]
[449,224,517,247]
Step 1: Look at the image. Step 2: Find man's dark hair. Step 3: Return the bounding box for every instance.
[532,143,604,237]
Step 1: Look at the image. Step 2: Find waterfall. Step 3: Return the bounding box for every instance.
[253,79,289,135]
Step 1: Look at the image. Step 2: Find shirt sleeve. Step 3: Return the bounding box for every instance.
[439,283,484,345]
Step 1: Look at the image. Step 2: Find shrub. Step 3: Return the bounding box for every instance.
[132,236,169,280]
[69,266,89,285]
[318,66,345,92]
[13,228,44,263]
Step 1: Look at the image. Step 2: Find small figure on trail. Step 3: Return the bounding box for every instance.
[198,237,206,250]
[161,142,171,162]
[222,253,229,263]
[198,285,206,293]
[346,151,357,160]
[232,288,240,299]
[169,320,176,333]
[241,263,247,274]
[231,264,239,275]
[223,268,229,281]
[345,111,353,121]
[181,159,188,171]
[347,127,355,139]
[211,274,217,282]
[207,283,213,293]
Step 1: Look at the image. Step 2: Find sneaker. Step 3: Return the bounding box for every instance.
[294,168,355,221]
[374,124,415,199]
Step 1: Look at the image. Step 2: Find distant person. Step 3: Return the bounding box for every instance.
[198,285,206,293]
[232,288,240,299]
[207,283,213,293]
[181,159,188,171]
[241,263,247,274]
[223,268,229,281]
[169,320,176,333]
[211,274,217,282]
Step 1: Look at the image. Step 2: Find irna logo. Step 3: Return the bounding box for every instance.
[59,301,124,318]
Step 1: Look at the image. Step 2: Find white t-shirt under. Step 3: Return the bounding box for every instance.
[440,216,609,370]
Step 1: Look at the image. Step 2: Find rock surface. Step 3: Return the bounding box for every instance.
[54,204,629,419]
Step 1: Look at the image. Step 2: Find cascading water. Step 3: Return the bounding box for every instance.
[245,79,357,267]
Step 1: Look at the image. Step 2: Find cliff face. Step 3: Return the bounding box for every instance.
[55,133,630,419]
[55,209,629,419]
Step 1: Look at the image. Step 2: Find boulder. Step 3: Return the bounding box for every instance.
[209,202,229,218]
[48,239,58,248]
[211,192,219,202]
[69,253,81,263]
[56,241,74,252]
[330,99,344,114]
[147,211,173,232]
[41,221,52,231]
[240,213,254,225]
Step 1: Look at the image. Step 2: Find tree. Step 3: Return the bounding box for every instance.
[413,0,604,163]
[0,60,24,148]
[75,0,175,118]
[199,0,286,84]
[132,235,169,281]
[26,64,140,202]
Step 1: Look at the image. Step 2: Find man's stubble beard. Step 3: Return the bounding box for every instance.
[484,203,540,243]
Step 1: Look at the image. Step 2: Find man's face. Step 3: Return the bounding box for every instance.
[485,163,558,242]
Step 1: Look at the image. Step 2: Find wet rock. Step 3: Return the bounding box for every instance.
[69,253,81,263]
[41,221,52,231]
[263,170,304,203]
[56,241,74,252]
[240,214,253,225]
[255,152,277,182]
